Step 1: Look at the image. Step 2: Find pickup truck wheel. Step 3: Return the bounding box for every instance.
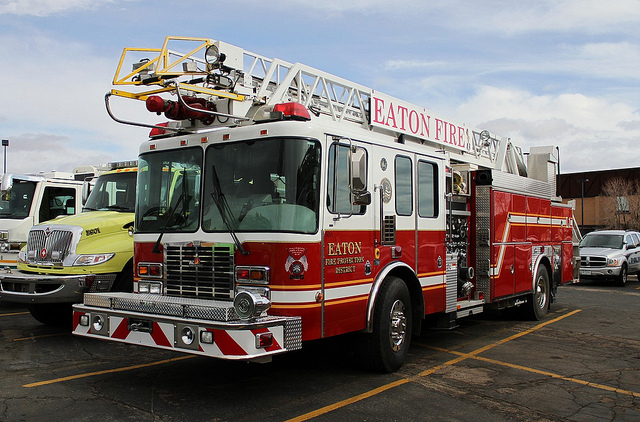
[28,303,72,327]
[616,264,628,287]
[361,276,412,373]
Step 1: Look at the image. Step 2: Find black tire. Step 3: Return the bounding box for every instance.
[362,277,412,373]
[28,303,73,327]
[525,265,550,321]
[616,264,628,287]
[111,261,134,292]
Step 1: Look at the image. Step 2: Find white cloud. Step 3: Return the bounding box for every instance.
[0,32,147,174]
[457,86,640,172]
[0,0,112,16]
[4,133,113,174]
[493,0,640,34]
[277,0,640,34]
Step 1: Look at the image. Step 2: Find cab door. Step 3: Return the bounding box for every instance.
[625,233,640,273]
[323,138,375,338]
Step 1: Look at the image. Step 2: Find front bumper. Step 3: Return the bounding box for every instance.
[0,270,112,304]
[73,293,303,361]
[579,266,622,278]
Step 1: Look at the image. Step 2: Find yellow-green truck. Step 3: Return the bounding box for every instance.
[0,162,137,325]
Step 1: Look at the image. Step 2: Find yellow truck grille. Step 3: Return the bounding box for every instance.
[26,229,74,265]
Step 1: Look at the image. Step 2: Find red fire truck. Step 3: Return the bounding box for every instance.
[72,36,578,372]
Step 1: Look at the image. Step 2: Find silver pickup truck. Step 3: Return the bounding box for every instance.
[579,230,640,286]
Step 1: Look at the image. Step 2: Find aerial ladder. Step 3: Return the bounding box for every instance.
[107,36,533,179]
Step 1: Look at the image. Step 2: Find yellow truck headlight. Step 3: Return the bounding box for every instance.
[74,253,115,266]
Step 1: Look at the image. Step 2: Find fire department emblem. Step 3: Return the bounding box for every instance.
[285,247,308,279]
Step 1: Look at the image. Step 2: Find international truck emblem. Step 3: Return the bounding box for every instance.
[285,247,308,279]
[44,227,51,237]
[40,248,47,259]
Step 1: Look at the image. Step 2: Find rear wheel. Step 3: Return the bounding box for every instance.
[28,303,73,327]
[362,277,412,372]
[524,265,550,321]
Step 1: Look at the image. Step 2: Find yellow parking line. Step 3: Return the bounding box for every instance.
[425,345,640,398]
[286,310,581,422]
[12,332,68,342]
[23,355,195,388]
[0,311,29,317]
[286,379,412,422]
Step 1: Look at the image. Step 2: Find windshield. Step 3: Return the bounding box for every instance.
[136,147,202,232]
[580,233,624,249]
[202,138,320,234]
[84,171,137,212]
[0,179,37,219]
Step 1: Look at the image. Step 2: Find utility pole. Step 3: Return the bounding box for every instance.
[2,139,8,174]
[577,178,589,231]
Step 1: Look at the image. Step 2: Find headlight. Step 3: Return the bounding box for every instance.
[607,257,621,266]
[17,250,26,264]
[138,281,163,295]
[74,253,115,266]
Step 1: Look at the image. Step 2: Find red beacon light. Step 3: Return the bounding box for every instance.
[149,122,169,138]
[273,102,311,121]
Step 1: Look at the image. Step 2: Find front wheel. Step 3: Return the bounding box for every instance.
[616,264,628,287]
[362,277,412,372]
[111,261,134,292]
[28,303,73,327]
[524,265,550,321]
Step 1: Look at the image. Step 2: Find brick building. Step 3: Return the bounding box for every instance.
[558,167,640,234]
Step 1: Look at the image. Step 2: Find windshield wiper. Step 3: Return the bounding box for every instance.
[103,205,131,211]
[152,193,185,254]
[210,165,248,255]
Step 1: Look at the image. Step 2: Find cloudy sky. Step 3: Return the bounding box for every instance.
[0,0,639,175]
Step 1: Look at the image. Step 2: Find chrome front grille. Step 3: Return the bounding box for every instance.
[581,256,607,268]
[165,243,234,300]
[26,229,74,265]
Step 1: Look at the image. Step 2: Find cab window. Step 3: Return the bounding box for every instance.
[395,155,413,216]
[39,187,76,222]
[327,143,366,215]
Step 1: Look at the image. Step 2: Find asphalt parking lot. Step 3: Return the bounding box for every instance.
[2,278,640,422]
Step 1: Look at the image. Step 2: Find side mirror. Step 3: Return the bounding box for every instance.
[1,174,14,193]
[350,146,370,205]
[353,190,371,206]
[81,181,92,205]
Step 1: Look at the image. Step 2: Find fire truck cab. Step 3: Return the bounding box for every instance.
[73,37,578,372]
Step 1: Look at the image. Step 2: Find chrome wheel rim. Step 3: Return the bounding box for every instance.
[389,299,407,352]
[535,275,548,310]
